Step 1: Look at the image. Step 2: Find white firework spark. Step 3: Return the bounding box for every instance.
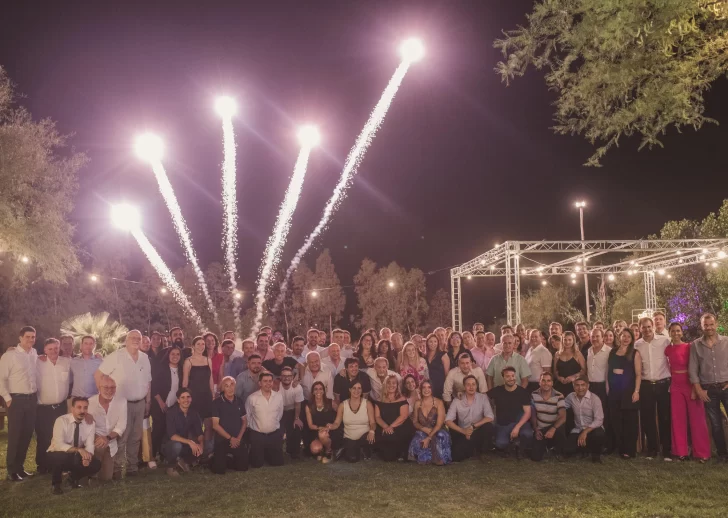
[273,60,413,312]
[252,126,319,335]
[132,229,205,332]
[219,112,241,334]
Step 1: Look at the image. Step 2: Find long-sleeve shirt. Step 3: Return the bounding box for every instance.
[36,357,71,405]
[245,390,283,433]
[442,367,487,402]
[87,394,127,456]
[564,391,603,433]
[70,356,103,398]
[47,413,96,453]
[689,335,728,385]
[445,392,494,429]
[0,345,38,402]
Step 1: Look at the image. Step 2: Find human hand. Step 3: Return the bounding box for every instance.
[78,448,92,462]
[698,388,710,403]
[189,441,202,456]
[159,401,168,413]
[464,426,474,440]
[292,379,300,388]
[421,437,431,448]
[421,427,432,435]
[384,426,394,435]
[367,430,375,444]
[578,431,588,447]
[294,418,304,430]
[535,429,543,441]
[632,391,640,403]
[230,437,240,449]
[545,428,556,439]
[85,414,95,425]
[94,435,109,449]
[510,425,521,440]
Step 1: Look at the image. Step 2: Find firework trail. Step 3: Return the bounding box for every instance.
[252,129,318,335]
[132,229,205,331]
[148,159,219,328]
[272,60,413,312]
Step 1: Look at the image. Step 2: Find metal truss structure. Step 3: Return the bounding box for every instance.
[450,239,728,332]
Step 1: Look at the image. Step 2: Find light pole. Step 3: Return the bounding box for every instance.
[575,201,591,322]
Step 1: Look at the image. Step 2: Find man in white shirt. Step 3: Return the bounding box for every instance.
[88,376,127,482]
[278,366,304,459]
[367,358,401,402]
[0,326,39,481]
[35,338,71,475]
[245,372,284,468]
[653,311,670,338]
[586,328,612,453]
[298,352,334,400]
[303,329,326,359]
[443,354,488,404]
[94,329,152,477]
[289,336,307,365]
[322,343,346,375]
[634,317,672,459]
[330,329,353,359]
[524,331,553,393]
[46,397,101,494]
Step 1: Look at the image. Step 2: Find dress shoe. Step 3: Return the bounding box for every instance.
[19,470,34,478]
[7,473,24,482]
[51,484,63,495]
[68,478,83,489]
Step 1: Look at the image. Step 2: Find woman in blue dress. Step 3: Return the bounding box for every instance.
[408,380,452,465]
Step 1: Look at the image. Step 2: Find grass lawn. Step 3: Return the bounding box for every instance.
[1,429,727,517]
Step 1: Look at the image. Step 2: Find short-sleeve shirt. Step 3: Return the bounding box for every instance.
[263,357,299,378]
[279,384,305,411]
[531,389,565,429]
[211,395,246,437]
[333,372,372,402]
[487,385,531,426]
[485,353,531,387]
[98,348,152,402]
[525,345,553,383]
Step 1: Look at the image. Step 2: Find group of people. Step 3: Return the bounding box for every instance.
[1,311,726,494]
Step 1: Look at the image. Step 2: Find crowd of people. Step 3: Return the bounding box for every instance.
[1,310,727,494]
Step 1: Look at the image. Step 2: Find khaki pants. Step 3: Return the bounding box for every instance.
[114,400,145,475]
[94,444,114,481]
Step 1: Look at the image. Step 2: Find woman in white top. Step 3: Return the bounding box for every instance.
[329,381,375,462]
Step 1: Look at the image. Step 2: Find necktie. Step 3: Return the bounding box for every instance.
[73,421,81,448]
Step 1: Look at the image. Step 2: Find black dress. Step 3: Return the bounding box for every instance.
[554,356,581,397]
[607,352,640,457]
[375,400,415,461]
[426,351,447,398]
[188,363,213,419]
[307,401,343,448]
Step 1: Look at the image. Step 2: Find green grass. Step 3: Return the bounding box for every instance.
[1,429,727,517]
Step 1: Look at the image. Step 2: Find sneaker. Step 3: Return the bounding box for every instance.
[166,467,180,477]
[147,460,157,469]
[663,457,673,462]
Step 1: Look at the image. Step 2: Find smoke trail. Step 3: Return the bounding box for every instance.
[150,160,219,328]
[132,229,205,331]
[273,60,412,312]
[252,144,315,335]
[220,115,241,334]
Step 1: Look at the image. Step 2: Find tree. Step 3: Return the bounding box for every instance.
[0,66,88,280]
[520,285,584,330]
[426,288,452,330]
[60,312,129,356]
[495,1,728,166]
[289,250,345,334]
[354,260,428,336]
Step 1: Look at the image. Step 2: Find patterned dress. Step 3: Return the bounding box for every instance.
[408,404,452,465]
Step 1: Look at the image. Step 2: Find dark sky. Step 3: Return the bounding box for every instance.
[2,0,727,327]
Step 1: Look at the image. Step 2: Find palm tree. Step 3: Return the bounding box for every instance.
[60,312,129,356]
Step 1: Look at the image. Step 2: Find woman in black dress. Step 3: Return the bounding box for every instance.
[304,381,342,463]
[553,331,585,397]
[425,333,450,398]
[607,328,642,459]
[183,336,214,446]
[375,375,415,461]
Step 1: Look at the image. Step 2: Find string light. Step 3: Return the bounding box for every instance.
[608,274,615,281]
[90,275,98,282]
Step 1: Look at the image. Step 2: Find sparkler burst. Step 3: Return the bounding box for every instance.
[273,58,414,312]
[252,127,319,335]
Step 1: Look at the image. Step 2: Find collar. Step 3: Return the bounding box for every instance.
[575,391,592,401]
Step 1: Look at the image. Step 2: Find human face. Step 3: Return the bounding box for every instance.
[308,355,321,373]
[653,314,666,332]
[630,324,640,339]
[501,328,513,336]
[243,340,255,356]
[501,335,515,354]
[72,400,89,421]
[405,344,417,360]
[515,324,526,338]
[151,334,161,349]
[435,328,446,344]
[619,330,632,348]
[177,391,192,410]
[223,332,236,341]
[257,334,270,351]
[292,339,304,356]
[343,333,351,346]
[462,332,475,350]
[640,320,654,341]
[380,328,392,341]
[476,333,486,349]
[590,329,603,347]
[80,337,96,356]
[669,325,684,343]
[140,336,151,352]
[332,331,344,346]
[426,336,438,352]
[391,333,403,351]
[306,330,318,346]
[205,335,217,353]
[361,334,373,350]
[458,356,472,374]
[464,378,478,395]
[701,316,717,337]
[222,342,234,358]
[573,379,588,397]
[273,343,286,361]
[594,322,605,331]
[99,377,117,399]
[44,341,60,362]
[168,348,181,366]
[385,376,398,396]
[374,360,388,377]
[349,382,362,399]
[485,333,496,348]
[563,334,575,351]
[503,370,517,388]
[529,331,540,348]
[346,361,359,378]
[421,382,432,398]
[19,331,36,350]
[576,324,589,341]
[170,329,184,346]
[280,370,294,387]
[313,384,325,399]
[549,323,562,336]
[317,331,326,346]
[603,330,615,347]
[193,338,205,355]
[473,323,485,334]
[328,344,341,361]
[405,377,417,393]
[273,331,284,343]
[539,374,553,393]
[126,331,142,352]
[60,337,74,357]
[222,378,236,398]
[259,375,273,392]
[450,334,462,348]
[248,357,262,374]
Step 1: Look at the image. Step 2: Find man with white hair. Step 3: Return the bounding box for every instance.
[88,375,127,482]
[95,330,151,478]
[366,357,401,402]
[322,343,346,375]
[297,351,334,401]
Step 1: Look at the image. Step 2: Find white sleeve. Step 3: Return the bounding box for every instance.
[98,352,116,376]
[0,353,12,402]
[85,423,97,454]
[53,418,72,452]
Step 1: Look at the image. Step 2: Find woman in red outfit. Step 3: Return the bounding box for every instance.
[664,323,711,461]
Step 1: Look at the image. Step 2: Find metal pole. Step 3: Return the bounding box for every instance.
[580,207,591,322]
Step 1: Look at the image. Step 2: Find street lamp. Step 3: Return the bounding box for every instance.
[574,200,590,322]
[388,281,395,288]
[311,291,319,298]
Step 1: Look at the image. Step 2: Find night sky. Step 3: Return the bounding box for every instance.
[2,1,727,327]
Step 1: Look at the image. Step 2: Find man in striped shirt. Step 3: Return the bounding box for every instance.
[530,371,566,461]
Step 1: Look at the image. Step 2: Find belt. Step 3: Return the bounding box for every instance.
[9,393,37,399]
[128,398,146,404]
[702,383,728,388]
[642,378,670,385]
[39,402,65,408]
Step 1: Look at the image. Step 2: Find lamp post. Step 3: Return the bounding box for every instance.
[575,201,591,322]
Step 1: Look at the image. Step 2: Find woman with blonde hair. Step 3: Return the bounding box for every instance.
[553,331,585,397]
[399,342,429,384]
[375,375,414,461]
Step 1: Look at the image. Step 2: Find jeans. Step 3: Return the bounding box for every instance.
[530,426,566,461]
[703,384,728,456]
[494,421,534,451]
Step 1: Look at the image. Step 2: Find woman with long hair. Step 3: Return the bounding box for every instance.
[182,336,214,446]
[356,332,377,371]
[203,332,224,389]
[607,328,642,459]
[399,342,429,385]
[462,331,476,351]
[447,331,473,366]
[329,381,376,462]
[401,374,420,414]
[304,381,342,463]
[603,329,616,349]
[408,380,451,465]
[375,375,415,461]
[376,339,397,372]
[425,333,450,399]
[553,331,585,397]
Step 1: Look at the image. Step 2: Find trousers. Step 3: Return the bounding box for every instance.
[47,451,101,486]
[35,403,66,470]
[639,380,671,456]
[115,399,145,475]
[671,374,710,459]
[6,393,37,474]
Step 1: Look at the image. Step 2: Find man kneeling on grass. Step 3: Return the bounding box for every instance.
[564,378,605,463]
[163,388,205,476]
